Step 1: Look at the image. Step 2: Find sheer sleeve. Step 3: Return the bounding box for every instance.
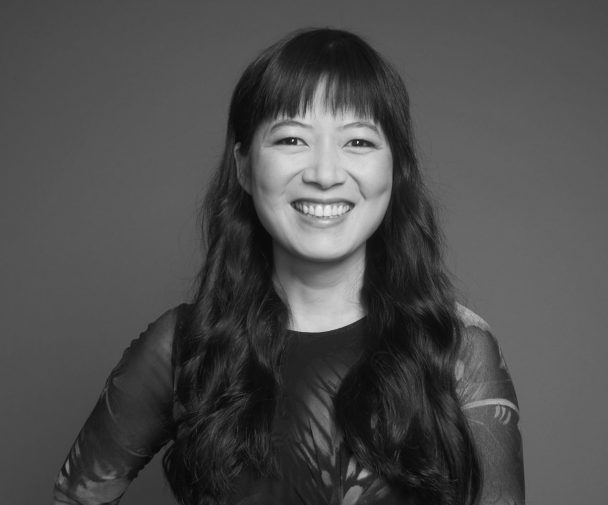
[53,306,184,505]
[455,305,525,505]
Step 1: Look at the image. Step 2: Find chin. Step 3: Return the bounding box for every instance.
[293,244,363,264]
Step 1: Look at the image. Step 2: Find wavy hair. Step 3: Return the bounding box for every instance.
[163,28,480,505]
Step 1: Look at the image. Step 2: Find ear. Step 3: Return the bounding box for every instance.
[234,142,251,194]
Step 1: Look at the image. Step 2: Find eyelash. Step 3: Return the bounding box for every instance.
[275,137,376,148]
[347,139,375,148]
[276,137,305,146]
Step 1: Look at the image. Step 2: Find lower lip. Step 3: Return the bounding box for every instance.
[292,206,352,227]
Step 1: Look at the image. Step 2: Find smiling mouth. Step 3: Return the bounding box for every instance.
[291,200,353,219]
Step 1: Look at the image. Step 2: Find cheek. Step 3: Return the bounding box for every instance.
[379,173,393,196]
[364,163,393,201]
[368,152,393,192]
[250,196,280,243]
[248,167,287,234]
[249,154,285,200]
[376,181,393,223]
[250,181,285,222]
[365,166,393,229]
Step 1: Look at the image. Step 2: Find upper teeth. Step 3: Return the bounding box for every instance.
[292,201,352,218]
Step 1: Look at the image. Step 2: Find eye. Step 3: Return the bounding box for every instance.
[275,137,306,146]
[346,139,376,148]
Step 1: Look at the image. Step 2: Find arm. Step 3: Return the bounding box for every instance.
[53,306,185,505]
[455,305,525,505]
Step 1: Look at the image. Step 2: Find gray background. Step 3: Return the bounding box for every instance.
[1,1,606,503]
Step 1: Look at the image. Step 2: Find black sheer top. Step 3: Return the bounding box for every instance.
[53,304,524,504]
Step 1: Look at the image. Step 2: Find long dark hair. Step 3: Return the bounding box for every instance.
[163,28,480,505]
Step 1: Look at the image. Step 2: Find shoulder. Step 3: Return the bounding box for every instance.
[135,303,190,351]
[112,303,191,379]
[454,303,505,369]
[455,303,491,333]
[453,303,517,407]
[100,304,193,421]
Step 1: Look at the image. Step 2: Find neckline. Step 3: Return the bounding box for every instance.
[287,316,367,339]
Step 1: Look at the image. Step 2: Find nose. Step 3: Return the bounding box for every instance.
[301,142,347,189]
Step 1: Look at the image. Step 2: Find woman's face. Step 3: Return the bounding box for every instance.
[235,91,393,266]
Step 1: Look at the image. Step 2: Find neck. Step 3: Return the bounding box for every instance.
[273,246,366,332]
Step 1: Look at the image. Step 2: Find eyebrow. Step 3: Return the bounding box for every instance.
[340,121,380,134]
[268,120,312,133]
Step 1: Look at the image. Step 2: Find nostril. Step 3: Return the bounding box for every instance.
[302,163,347,188]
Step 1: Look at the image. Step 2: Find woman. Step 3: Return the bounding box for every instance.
[54,28,524,505]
